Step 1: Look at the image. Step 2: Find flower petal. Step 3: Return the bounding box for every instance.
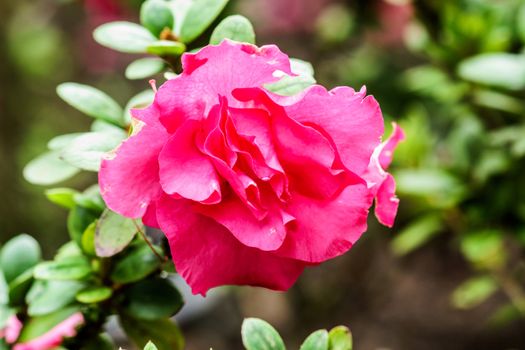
[379,122,405,170]
[374,174,399,227]
[156,195,307,295]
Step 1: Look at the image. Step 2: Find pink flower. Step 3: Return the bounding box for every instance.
[99,40,403,295]
[13,312,84,350]
[0,315,22,344]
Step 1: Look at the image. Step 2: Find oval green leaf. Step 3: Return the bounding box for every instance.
[140,0,175,37]
[76,286,113,304]
[95,209,139,258]
[126,57,165,80]
[147,40,186,56]
[241,318,285,350]
[110,244,161,284]
[123,278,183,320]
[23,151,80,186]
[210,15,255,45]
[300,330,329,350]
[0,234,41,283]
[34,257,92,281]
[328,326,352,350]
[179,0,229,43]
[27,280,84,316]
[93,21,156,53]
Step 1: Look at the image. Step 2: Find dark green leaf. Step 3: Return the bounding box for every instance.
[141,0,175,37]
[110,244,161,284]
[27,280,84,316]
[96,209,139,258]
[126,58,165,80]
[8,268,35,305]
[76,286,113,304]
[300,330,329,350]
[147,40,186,56]
[328,326,352,350]
[80,333,115,350]
[93,21,156,53]
[452,275,498,309]
[45,188,79,209]
[34,257,92,281]
[68,205,98,246]
[18,307,79,342]
[120,317,184,350]
[241,318,285,350]
[57,83,124,126]
[179,0,229,43]
[23,151,80,186]
[0,234,41,283]
[123,278,183,320]
[210,15,255,45]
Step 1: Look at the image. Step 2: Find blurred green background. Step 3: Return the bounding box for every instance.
[3,0,525,348]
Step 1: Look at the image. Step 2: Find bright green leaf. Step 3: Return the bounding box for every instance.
[76,286,113,304]
[0,271,7,305]
[68,205,98,246]
[34,256,92,281]
[460,230,506,269]
[147,40,186,56]
[391,214,443,256]
[179,0,229,43]
[57,83,124,126]
[265,75,316,96]
[452,275,498,309]
[290,58,315,77]
[141,0,175,37]
[144,341,159,350]
[126,57,165,80]
[23,151,80,186]
[0,234,41,283]
[241,318,285,350]
[300,330,329,350]
[81,222,97,256]
[93,21,156,53]
[47,133,84,151]
[95,209,139,258]
[210,15,255,45]
[123,278,183,320]
[328,326,352,350]
[45,188,79,209]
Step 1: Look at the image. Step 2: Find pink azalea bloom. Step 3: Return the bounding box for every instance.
[99,40,403,295]
[0,315,22,344]
[13,312,84,350]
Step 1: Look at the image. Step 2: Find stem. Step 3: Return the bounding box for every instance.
[493,269,525,315]
[133,219,166,264]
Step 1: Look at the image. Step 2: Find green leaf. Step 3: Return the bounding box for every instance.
[23,151,80,186]
[0,234,41,283]
[47,133,84,151]
[147,40,186,56]
[300,330,329,350]
[0,305,14,329]
[8,268,34,305]
[57,83,124,126]
[290,58,315,77]
[391,214,443,256]
[76,286,113,304]
[328,326,352,350]
[68,205,98,246]
[45,188,79,209]
[93,21,156,53]
[179,0,229,43]
[517,4,525,44]
[74,185,105,212]
[80,333,115,350]
[126,57,165,80]
[124,89,156,125]
[210,15,255,45]
[55,241,83,261]
[27,280,84,316]
[144,341,159,350]
[61,131,126,172]
[141,0,175,37]
[123,278,183,320]
[460,230,506,269]
[18,307,79,342]
[81,222,97,256]
[110,244,161,284]
[95,209,139,258]
[91,120,125,133]
[34,256,92,281]
[120,317,184,350]
[452,275,498,309]
[0,271,7,305]
[241,318,286,350]
[457,53,525,91]
[265,75,316,96]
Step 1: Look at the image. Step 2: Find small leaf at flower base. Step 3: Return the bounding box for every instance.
[457,53,525,91]
[179,0,229,43]
[18,306,79,342]
[45,188,79,209]
[110,244,161,284]
[451,275,498,310]
[300,330,329,350]
[264,75,316,96]
[241,318,285,350]
[328,326,352,350]
[95,209,139,258]
[60,130,126,172]
[47,133,84,151]
[93,21,157,53]
[34,256,92,281]
[76,286,113,304]
[68,206,98,247]
[23,151,80,186]
[57,83,124,126]
[126,57,165,80]
[121,317,184,350]
[460,230,506,269]
[144,341,159,350]
[391,214,443,256]
[8,268,34,305]
[124,90,156,125]
[122,278,183,320]
[210,15,255,45]
[0,234,41,283]
[147,40,186,56]
[27,280,84,316]
[141,0,175,37]
[81,222,97,256]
